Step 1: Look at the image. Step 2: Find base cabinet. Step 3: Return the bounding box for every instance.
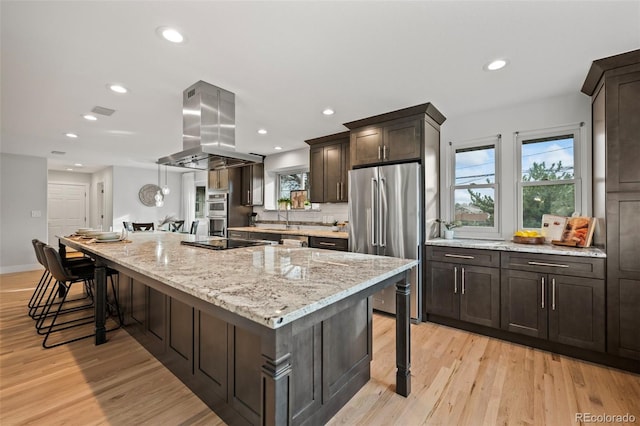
[501,253,606,352]
[426,247,500,328]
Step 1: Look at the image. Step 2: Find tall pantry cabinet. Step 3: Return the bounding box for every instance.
[582,49,640,361]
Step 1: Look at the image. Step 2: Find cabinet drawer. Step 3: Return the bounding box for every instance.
[426,246,500,268]
[501,252,605,279]
[309,236,348,251]
[248,232,281,242]
[228,230,249,239]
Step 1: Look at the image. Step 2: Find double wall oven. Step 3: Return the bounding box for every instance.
[207,193,228,237]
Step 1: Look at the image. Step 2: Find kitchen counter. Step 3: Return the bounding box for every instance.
[62,232,409,328]
[228,226,348,240]
[426,238,606,258]
[59,231,413,425]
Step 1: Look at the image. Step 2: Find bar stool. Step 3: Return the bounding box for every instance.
[39,246,122,348]
[29,240,94,320]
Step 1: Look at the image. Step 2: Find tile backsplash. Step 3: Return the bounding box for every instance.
[253,203,348,228]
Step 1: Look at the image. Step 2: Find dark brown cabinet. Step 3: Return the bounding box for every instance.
[582,49,640,360]
[344,104,445,168]
[241,163,264,206]
[425,247,500,328]
[309,236,348,252]
[208,169,229,190]
[501,252,606,352]
[306,132,350,203]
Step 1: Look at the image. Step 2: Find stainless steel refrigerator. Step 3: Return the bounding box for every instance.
[348,162,421,320]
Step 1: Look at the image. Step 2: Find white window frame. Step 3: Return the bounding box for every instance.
[516,124,583,230]
[448,135,502,238]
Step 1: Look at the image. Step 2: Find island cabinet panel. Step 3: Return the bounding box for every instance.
[166,298,194,377]
[193,311,228,401]
[290,325,321,422]
[119,277,374,426]
[323,298,371,402]
[230,327,262,424]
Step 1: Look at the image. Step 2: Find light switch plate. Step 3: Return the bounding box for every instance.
[31,210,42,218]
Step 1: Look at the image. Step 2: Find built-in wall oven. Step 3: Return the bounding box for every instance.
[207,193,227,237]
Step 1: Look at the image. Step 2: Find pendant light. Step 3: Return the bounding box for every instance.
[155,163,164,207]
[162,165,171,195]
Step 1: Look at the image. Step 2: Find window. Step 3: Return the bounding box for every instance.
[277,170,309,200]
[450,136,500,235]
[517,127,581,229]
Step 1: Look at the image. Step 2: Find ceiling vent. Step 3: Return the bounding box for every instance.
[91,106,116,116]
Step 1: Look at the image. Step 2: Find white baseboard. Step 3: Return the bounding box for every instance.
[0,264,43,275]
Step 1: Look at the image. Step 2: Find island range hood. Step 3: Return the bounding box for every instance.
[158,81,263,170]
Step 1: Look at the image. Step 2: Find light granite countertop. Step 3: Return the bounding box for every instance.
[61,232,414,329]
[228,226,349,240]
[426,238,606,258]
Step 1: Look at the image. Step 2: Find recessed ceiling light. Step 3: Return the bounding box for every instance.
[74,163,83,167]
[83,114,97,121]
[66,168,73,171]
[274,146,282,150]
[157,26,185,43]
[108,84,128,94]
[322,108,335,116]
[258,129,267,135]
[65,133,78,138]
[484,58,508,71]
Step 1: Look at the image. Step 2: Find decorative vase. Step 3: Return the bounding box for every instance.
[444,229,454,240]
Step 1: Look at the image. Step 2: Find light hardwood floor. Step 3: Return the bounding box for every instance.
[1,270,639,425]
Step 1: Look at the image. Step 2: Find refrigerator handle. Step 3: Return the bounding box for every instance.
[380,177,386,247]
[371,177,377,246]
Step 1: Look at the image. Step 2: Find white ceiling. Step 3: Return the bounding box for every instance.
[1,1,639,174]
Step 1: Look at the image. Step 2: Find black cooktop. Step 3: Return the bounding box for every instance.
[181,238,274,251]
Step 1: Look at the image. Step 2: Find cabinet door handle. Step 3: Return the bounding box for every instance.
[378,145,382,160]
[337,182,340,200]
[552,278,556,311]
[340,182,344,201]
[454,266,458,294]
[319,242,336,247]
[528,261,569,268]
[444,254,475,259]
[461,267,465,295]
[383,145,388,160]
[247,190,251,204]
[541,277,545,309]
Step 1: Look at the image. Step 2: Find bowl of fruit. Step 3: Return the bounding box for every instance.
[513,230,545,244]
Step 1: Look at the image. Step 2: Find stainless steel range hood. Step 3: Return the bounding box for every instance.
[158,81,263,170]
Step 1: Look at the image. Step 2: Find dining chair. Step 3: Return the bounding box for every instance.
[189,220,199,235]
[132,222,154,231]
[123,221,133,231]
[170,220,185,232]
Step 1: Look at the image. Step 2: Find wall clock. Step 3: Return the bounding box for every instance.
[138,184,162,207]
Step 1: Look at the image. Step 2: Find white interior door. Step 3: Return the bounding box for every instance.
[48,183,87,244]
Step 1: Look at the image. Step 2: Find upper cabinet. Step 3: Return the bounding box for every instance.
[208,169,229,191]
[241,163,264,206]
[306,132,350,203]
[344,103,446,168]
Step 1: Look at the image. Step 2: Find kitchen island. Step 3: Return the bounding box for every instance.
[60,232,416,425]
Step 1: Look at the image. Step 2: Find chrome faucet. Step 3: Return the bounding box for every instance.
[277,207,290,229]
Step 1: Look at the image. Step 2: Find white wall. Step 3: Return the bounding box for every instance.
[440,92,592,239]
[48,170,92,185]
[111,166,182,231]
[0,153,47,273]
